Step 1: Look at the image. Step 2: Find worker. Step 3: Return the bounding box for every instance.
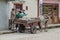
[16,9,27,18]
[39,13,49,32]
[16,9,27,33]
[10,8,16,31]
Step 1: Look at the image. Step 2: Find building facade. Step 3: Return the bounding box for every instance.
[9,0,60,24]
[0,0,60,30]
[40,0,60,24]
[0,0,14,30]
[9,0,38,18]
[0,0,38,30]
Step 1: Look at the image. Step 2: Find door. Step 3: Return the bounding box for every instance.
[14,3,23,10]
[43,3,59,24]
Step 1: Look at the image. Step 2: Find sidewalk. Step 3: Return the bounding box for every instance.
[0,28,60,40]
[48,24,60,27]
[0,30,14,35]
[0,24,60,35]
[47,24,60,29]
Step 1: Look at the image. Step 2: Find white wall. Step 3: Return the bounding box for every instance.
[7,2,14,19]
[23,0,38,18]
[0,1,13,31]
[0,2,8,30]
[8,0,38,18]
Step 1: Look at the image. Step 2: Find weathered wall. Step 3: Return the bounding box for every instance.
[23,0,38,18]
[0,1,13,30]
[43,0,58,3]
[0,2,8,30]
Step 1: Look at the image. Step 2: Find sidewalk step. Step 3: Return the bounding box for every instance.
[0,24,60,35]
[0,30,15,35]
[48,24,60,27]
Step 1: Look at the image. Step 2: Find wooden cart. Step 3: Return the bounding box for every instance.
[10,18,40,34]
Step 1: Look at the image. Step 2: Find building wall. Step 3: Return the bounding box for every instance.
[23,0,38,18]
[8,0,38,18]
[43,0,60,23]
[0,2,8,30]
[7,2,14,19]
[0,1,14,30]
[43,0,58,3]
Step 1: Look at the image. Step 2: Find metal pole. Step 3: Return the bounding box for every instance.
[40,0,43,15]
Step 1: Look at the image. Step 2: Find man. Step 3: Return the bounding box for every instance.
[10,8,16,31]
[16,9,27,33]
[44,13,49,32]
[16,9,27,18]
[39,14,45,32]
[39,13,48,32]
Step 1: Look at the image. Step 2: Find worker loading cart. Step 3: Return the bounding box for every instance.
[9,8,48,34]
[15,9,27,33]
[9,8,38,34]
[14,18,39,34]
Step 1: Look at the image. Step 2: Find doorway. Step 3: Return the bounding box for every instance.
[43,3,59,24]
[14,3,23,10]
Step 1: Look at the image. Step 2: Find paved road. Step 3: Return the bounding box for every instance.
[0,28,60,40]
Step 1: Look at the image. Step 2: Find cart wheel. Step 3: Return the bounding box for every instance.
[30,26,37,34]
[18,24,25,33]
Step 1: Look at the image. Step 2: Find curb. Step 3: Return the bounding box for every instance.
[37,26,60,30]
[0,31,15,35]
[0,26,60,35]
[48,26,60,29]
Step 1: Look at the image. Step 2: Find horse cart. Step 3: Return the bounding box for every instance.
[9,18,41,34]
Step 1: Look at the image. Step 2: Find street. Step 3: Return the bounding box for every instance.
[0,28,60,40]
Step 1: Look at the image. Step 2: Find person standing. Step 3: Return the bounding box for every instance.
[39,13,48,32]
[44,13,49,32]
[10,8,16,31]
[16,9,27,18]
[16,9,27,33]
[39,14,45,32]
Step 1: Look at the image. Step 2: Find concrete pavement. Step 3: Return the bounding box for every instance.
[0,28,60,40]
[0,24,60,35]
[0,30,14,35]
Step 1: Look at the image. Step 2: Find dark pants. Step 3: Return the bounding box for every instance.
[38,21,42,29]
[15,24,18,29]
[38,21,48,32]
[45,21,47,29]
